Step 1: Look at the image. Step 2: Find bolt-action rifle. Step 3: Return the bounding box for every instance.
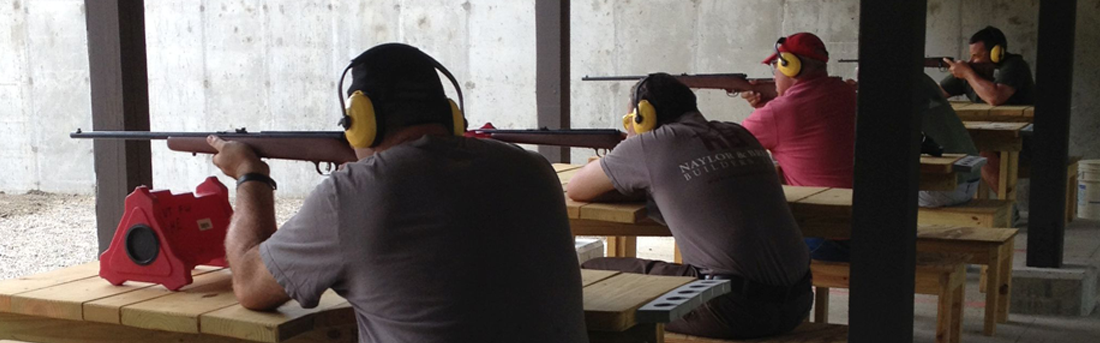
[582,73,778,102]
[71,124,625,173]
[838,57,995,79]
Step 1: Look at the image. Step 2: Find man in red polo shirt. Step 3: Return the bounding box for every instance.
[740,32,857,261]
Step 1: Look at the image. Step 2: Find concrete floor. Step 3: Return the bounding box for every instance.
[623,217,1100,343]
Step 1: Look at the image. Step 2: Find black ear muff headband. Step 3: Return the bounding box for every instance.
[336,44,465,133]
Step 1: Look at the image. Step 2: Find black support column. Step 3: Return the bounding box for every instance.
[535,0,570,163]
[1027,0,1077,268]
[850,0,927,341]
[85,0,153,254]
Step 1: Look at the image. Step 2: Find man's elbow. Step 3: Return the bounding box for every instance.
[566,183,596,202]
[235,287,285,311]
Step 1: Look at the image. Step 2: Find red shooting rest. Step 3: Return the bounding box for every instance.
[99,177,232,291]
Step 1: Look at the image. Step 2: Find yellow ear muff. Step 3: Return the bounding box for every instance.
[777,52,802,77]
[447,98,465,136]
[622,112,633,131]
[633,100,658,134]
[990,44,1004,64]
[344,90,377,148]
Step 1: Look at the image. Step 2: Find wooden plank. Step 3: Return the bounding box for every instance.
[920,172,959,191]
[583,273,695,332]
[553,163,583,173]
[0,262,100,312]
[578,203,646,223]
[565,198,586,219]
[917,199,1011,228]
[569,219,672,237]
[949,101,974,110]
[988,105,1029,118]
[85,267,236,324]
[920,154,963,174]
[782,185,829,203]
[0,312,261,343]
[580,270,620,287]
[199,291,349,343]
[557,168,583,188]
[118,269,238,333]
[917,226,1017,243]
[10,266,222,321]
[790,188,854,239]
[666,322,849,343]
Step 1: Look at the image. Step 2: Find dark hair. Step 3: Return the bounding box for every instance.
[970,26,1008,51]
[631,73,699,125]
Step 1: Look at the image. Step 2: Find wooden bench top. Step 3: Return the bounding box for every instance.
[919,198,1012,214]
[0,263,695,341]
[951,101,1033,123]
[916,225,1017,243]
[812,252,971,275]
[665,322,848,343]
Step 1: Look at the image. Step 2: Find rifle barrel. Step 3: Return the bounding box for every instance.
[70,130,346,140]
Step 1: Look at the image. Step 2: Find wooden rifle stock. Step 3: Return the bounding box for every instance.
[582,73,778,101]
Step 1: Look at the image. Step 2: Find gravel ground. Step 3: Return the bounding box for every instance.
[0,191,304,281]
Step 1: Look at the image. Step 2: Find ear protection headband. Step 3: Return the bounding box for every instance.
[337,44,466,148]
[774,37,802,78]
[622,75,658,134]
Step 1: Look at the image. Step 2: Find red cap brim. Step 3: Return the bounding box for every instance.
[761,52,779,65]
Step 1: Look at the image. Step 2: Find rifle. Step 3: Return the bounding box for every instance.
[582,73,778,102]
[71,124,625,173]
[838,57,995,79]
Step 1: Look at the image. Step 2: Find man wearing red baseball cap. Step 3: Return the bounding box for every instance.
[741,32,858,262]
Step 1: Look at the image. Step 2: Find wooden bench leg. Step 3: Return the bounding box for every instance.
[1005,151,1020,201]
[814,286,829,324]
[996,151,1011,200]
[605,236,637,258]
[952,283,964,343]
[983,248,1001,336]
[998,240,1015,323]
[936,282,955,343]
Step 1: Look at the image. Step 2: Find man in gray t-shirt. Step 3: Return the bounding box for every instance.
[568,73,811,339]
[206,44,587,343]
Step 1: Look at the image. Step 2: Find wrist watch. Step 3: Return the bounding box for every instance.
[237,173,277,190]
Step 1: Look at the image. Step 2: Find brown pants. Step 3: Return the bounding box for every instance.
[582,257,812,339]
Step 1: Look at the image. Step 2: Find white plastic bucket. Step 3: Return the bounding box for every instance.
[1079,160,1100,220]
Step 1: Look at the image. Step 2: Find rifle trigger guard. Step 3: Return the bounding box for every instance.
[314,162,337,175]
[725,89,741,97]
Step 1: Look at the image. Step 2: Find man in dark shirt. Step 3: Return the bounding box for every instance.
[940,26,1035,106]
[940,26,1034,196]
[568,73,812,339]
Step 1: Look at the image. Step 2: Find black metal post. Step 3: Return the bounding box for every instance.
[535,0,570,163]
[1027,0,1076,268]
[850,0,927,341]
[85,0,153,254]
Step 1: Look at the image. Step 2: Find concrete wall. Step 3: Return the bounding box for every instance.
[2,0,1098,196]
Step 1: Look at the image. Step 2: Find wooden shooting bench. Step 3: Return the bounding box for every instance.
[555,164,1017,337]
[950,101,1033,123]
[964,121,1030,201]
[664,322,848,343]
[0,262,720,343]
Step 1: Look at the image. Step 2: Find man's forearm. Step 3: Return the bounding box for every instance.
[226,182,278,266]
[965,73,1004,105]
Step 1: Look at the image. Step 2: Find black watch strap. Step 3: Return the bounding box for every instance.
[237,173,277,190]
